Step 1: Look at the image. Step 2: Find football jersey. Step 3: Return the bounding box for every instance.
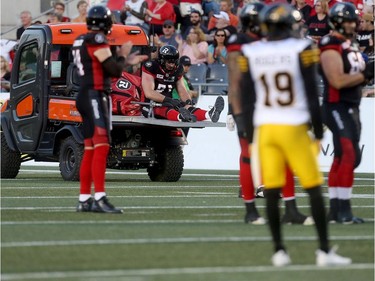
[72,33,111,92]
[319,35,366,105]
[142,60,184,99]
[241,38,313,127]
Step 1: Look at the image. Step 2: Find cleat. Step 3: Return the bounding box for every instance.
[208,96,224,123]
[282,213,315,225]
[272,250,291,267]
[92,196,123,214]
[340,216,365,224]
[244,202,266,225]
[244,211,266,225]
[76,197,93,212]
[178,107,196,122]
[327,210,338,224]
[316,246,352,266]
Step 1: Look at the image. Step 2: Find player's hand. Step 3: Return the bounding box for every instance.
[162,97,182,109]
[226,114,235,131]
[119,41,133,58]
[126,51,149,66]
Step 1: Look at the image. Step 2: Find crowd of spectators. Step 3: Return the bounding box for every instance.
[5,0,375,96]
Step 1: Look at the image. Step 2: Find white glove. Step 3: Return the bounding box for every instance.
[226,114,235,131]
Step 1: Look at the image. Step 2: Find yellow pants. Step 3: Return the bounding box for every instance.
[252,124,323,189]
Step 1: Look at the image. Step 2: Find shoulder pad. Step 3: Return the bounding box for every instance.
[237,55,249,73]
[86,33,108,45]
[300,45,320,67]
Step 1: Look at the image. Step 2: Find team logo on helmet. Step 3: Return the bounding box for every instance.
[116,79,131,90]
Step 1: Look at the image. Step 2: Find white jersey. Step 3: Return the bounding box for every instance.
[241,38,312,127]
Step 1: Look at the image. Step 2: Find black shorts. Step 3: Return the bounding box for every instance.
[76,89,111,139]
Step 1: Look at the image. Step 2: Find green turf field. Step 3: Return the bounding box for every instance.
[1,166,374,281]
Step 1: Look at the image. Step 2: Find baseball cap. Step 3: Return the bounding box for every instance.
[213,11,229,21]
[180,55,192,66]
[163,19,175,26]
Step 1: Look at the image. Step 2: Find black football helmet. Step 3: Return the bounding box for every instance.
[86,5,113,35]
[259,3,300,39]
[158,45,180,72]
[329,2,359,36]
[240,3,265,35]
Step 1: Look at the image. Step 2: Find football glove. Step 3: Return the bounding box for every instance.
[162,97,182,110]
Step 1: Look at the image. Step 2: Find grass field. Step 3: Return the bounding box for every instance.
[1,166,374,281]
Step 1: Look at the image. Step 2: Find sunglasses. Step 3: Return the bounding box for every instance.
[163,25,173,28]
[215,34,225,37]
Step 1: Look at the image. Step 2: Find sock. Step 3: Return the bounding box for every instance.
[192,108,206,121]
[306,186,329,253]
[79,194,91,202]
[167,110,179,121]
[282,166,295,198]
[79,142,94,195]
[337,187,352,200]
[95,192,106,201]
[265,188,284,252]
[239,138,255,201]
[92,144,110,194]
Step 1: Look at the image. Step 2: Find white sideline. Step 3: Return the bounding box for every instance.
[1,264,373,280]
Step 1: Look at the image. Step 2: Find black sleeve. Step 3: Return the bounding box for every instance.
[299,44,323,140]
[102,56,126,78]
[238,55,256,143]
[130,2,148,20]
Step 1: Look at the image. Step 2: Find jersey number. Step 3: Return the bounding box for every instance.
[347,52,365,74]
[260,72,294,107]
[72,49,85,76]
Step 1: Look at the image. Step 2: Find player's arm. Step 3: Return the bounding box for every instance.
[141,71,167,103]
[94,47,125,78]
[176,78,192,103]
[320,49,365,89]
[299,45,323,140]
[238,55,256,143]
[227,51,243,115]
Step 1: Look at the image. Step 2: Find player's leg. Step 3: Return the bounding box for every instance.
[89,91,122,213]
[258,125,290,266]
[281,166,312,225]
[336,106,363,224]
[75,91,95,212]
[238,136,265,225]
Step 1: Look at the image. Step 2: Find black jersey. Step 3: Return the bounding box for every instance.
[319,34,366,105]
[72,32,111,92]
[142,60,184,99]
[226,33,259,53]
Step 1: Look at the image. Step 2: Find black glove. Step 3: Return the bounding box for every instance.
[162,97,182,109]
[362,61,374,81]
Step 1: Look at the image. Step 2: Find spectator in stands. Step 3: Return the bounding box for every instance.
[178,26,209,64]
[208,0,239,31]
[154,19,182,48]
[202,0,220,26]
[171,55,198,101]
[47,1,71,22]
[47,12,63,24]
[207,28,228,64]
[305,0,331,43]
[357,13,374,52]
[145,0,176,35]
[0,56,11,92]
[183,10,208,39]
[17,11,33,40]
[72,0,89,23]
[121,0,149,34]
[207,11,237,43]
[294,0,312,23]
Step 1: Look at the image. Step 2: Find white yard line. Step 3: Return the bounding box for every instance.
[1,235,373,248]
[1,264,373,280]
